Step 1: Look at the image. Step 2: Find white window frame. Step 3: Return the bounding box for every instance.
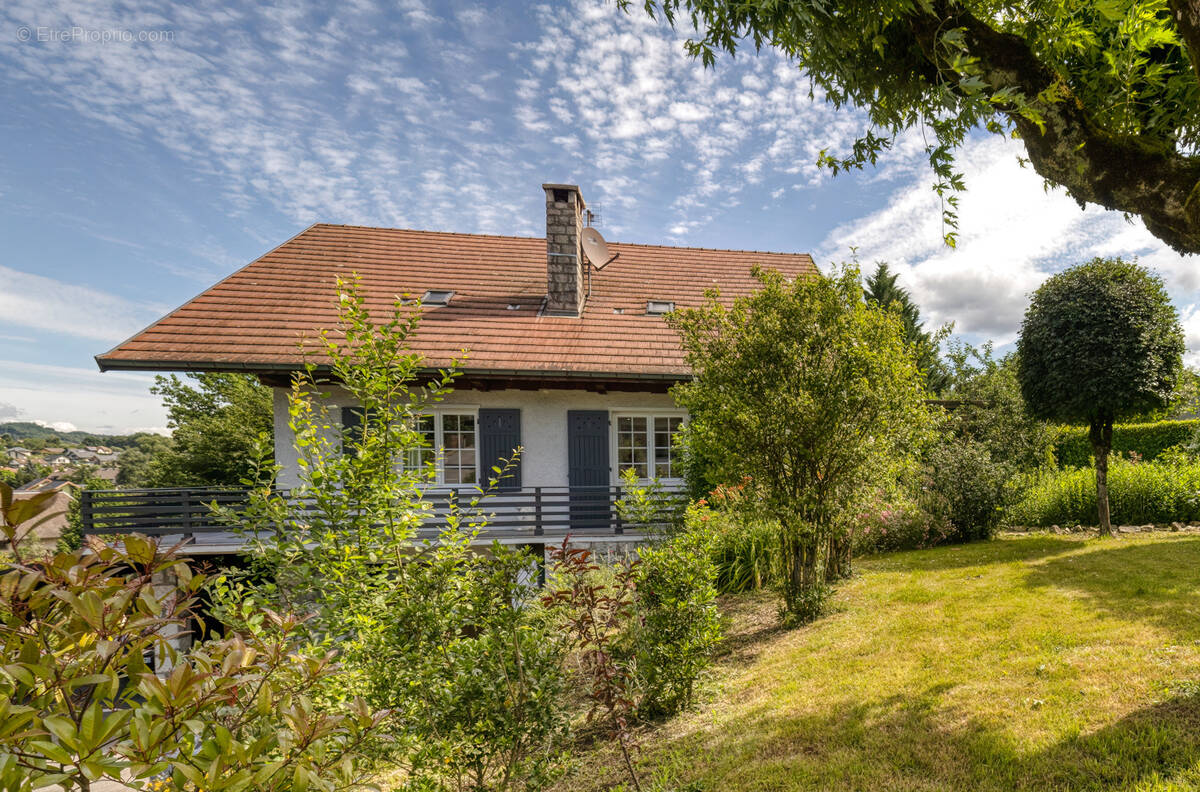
[437,410,479,486]
[610,409,687,484]
[356,404,480,487]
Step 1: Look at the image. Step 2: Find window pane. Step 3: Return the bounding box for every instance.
[652,416,683,478]
[616,415,649,478]
[404,414,436,472]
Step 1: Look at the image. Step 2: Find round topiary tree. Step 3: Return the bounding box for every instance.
[1017,258,1184,535]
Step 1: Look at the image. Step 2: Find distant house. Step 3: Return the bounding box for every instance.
[68,448,119,465]
[17,476,76,494]
[3,480,74,554]
[6,447,32,464]
[90,182,817,550]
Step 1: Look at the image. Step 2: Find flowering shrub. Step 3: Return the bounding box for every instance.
[853,500,952,554]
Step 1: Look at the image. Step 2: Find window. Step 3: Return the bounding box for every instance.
[348,408,477,485]
[616,416,649,478]
[653,416,684,478]
[421,290,455,306]
[615,413,684,480]
[441,413,477,484]
[646,300,674,315]
[404,414,436,472]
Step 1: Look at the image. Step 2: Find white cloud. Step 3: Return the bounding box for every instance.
[819,135,1200,356]
[0,265,166,342]
[33,419,78,433]
[0,360,167,434]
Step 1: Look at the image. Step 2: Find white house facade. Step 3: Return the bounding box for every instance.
[89,182,816,552]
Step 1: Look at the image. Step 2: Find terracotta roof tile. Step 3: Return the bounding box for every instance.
[96,224,817,381]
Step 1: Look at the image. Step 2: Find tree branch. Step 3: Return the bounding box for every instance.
[1169,0,1200,80]
[910,1,1200,254]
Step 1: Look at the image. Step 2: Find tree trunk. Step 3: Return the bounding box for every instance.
[825,532,852,581]
[1090,418,1114,536]
[781,524,825,623]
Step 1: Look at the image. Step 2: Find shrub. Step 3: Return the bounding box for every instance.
[409,542,569,792]
[632,512,722,719]
[670,264,932,624]
[543,542,642,791]
[923,436,1010,542]
[1052,419,1199,467]
[0,523,381,792]
[1007,456,1200,527]
[853,500,952,554]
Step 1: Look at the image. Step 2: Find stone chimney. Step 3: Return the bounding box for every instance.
[543,183,585,315]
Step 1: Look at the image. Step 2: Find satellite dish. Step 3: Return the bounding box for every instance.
[581,226,618,270]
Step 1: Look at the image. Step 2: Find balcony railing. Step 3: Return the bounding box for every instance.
[80,485,685,547]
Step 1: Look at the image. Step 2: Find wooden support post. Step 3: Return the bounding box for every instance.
[534,487,544,536]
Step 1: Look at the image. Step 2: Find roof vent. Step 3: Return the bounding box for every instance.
[421,290,455,306]
[646,300,674,315]
[507,303,521,310]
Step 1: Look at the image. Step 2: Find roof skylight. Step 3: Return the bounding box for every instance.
[421,290,455,306]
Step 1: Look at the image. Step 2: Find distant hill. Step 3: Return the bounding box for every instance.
[0,422,152,448]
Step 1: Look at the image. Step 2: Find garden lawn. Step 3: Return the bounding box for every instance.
[561,532,1200,792]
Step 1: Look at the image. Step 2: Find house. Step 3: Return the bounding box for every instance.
[2,480,74,555]
[90,184,815,551]
[16,476,76,494]
[67,448,97,462]
[68,447,119,465]
[6,447,32,464]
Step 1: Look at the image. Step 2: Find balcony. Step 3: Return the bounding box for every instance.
[80,485,685,553]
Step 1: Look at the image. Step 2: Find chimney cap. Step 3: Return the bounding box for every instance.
[542,183,585,207]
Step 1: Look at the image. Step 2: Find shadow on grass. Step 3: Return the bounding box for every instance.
[639,686,1200,792]
[1024,536,1200,641]
[864,535,1081,572]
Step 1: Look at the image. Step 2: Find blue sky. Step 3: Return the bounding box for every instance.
[1,0,1198,434]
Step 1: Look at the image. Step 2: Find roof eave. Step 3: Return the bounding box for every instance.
[93,356,690,384]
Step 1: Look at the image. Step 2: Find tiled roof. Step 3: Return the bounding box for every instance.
[97,224,817,382]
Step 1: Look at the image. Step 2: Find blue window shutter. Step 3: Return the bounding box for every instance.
[478,408,522,490]
[341,406,365,450]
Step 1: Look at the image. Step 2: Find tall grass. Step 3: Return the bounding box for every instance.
[708,514,782,594]
[1007,458,1200,526]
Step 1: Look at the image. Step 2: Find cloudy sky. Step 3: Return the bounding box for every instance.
[1,0,1197,433]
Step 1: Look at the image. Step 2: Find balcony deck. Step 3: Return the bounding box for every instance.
[80,485,683,553]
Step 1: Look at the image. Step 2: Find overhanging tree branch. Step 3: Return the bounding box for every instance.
[912,1,1200,254]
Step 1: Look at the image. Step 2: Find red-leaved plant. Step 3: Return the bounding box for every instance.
[541,538,642,791]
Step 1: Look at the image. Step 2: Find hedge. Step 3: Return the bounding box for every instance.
[1052,419,1199,468]
[1007,458,1200,527]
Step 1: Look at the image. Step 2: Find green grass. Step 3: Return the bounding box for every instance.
[559,533,1200,792]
